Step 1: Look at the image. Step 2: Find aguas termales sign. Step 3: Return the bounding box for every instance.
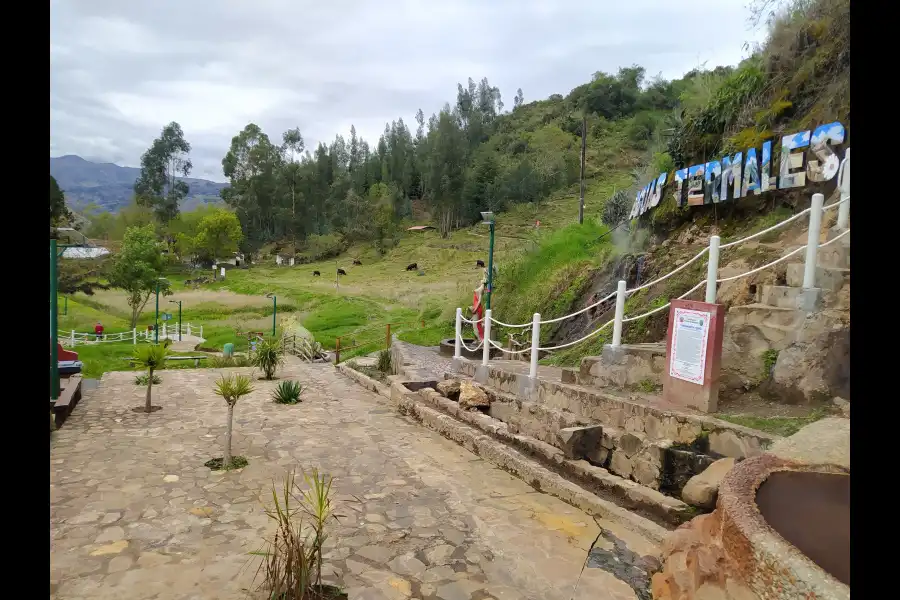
[629,121,847,219]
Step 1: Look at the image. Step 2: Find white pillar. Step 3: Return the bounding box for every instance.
[162,322,167,339]
[199,325,203,339]
[187,323,192,336]
[529,313,541,379]
[454,308,462,359]
[611,280,627,347]
[482,309,492,366]
[705,235,720,304]
[133,328,137,345]
[803,193,825,289]
[837,148,850,230]
[70,330,75,346]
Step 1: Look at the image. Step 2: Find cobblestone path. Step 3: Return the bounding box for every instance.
[51,359,657,600]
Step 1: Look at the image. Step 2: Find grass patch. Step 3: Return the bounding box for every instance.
[73,343,204,379]
[134,373,162,385]
[716,408,828,437]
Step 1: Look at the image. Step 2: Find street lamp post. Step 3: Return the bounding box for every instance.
[154,277,167,344]
[266,293,277,337]
[169,300,182,341]
[480,212,496,310]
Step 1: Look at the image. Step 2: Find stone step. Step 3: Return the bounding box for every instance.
[785,263,850,292]
[757,285,806,309]
[577,344,667,391]
[406,380,695,529]
[727,303,807,331]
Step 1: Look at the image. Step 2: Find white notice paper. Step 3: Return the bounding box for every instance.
[669,308,711,384]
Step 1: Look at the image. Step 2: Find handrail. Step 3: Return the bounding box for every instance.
[456,189,850,376]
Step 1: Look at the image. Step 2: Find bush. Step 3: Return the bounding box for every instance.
[134,373,162,386]
[251,337,284,380]
[376,349,392,373]
[210,355,252,368]
[602,189,632,228]
[272,380,303,404]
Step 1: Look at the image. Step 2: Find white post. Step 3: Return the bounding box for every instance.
[837,148,850,230]
[803,193,825,289]
[529,313,541,379]
[611,280,627,347]
[199,325,203,339]
[70,330,75,346]
[187,323,192,336]
[705,235,720,304]
[454,308,462,359]
[163,322,167,339]
[133,328,137,345]
[482,309,492,366]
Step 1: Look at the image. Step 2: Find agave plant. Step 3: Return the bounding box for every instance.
[133,344,171,413]
[212,373,255,468]
[295,336,326,362]
[251,336,284,380]
[272,380,303,405]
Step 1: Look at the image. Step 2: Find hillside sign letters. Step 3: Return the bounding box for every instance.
[629,121,847,219]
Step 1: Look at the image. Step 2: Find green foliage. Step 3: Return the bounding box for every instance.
[272,380,303,404]
[108,224,171,327]
[133,343,171,372]
[213,373,255,407]
[134,373,162,386]
[191,208,243,265]
[601,190,631,228]
[376,349,392,373]
[134,121,192,225]
[762,349,780,379]
[209,355,252,368]
[205,456,249,471]
[50,175,70,228]
[251,336,284,380]
[716,408,827,437]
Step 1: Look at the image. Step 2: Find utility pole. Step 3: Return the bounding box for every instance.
[579,115,587,224]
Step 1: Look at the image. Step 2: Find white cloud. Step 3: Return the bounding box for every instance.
[50,0,767,182]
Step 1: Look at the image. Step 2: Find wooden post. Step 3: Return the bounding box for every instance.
[335,336,341,365]
[579,115,586,225]
[385,323,391,349]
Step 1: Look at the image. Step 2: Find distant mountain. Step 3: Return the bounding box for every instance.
[50,155,228,214]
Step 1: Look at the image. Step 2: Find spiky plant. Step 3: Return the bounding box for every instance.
[133,344,171,413]
[212,373,255,468]
[252,336,284,380]
[272,380,303,405]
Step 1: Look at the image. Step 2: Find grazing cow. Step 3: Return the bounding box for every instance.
[476,259,485,268]
[337,268,347,276]
[405,263,418,271]
[313,271,321,276]
[352,259,362,266]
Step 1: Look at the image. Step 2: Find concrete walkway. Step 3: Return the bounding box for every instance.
[51,359,659,600]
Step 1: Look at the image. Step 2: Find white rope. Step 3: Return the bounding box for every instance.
[457,334,484,353]
[460,315,484,325]
[537,319,614,351]
[487,338,531,355]
[490,316,532,328]
[719,196,848,250]
[626,247,709,295]
[716,244,807,283]
[542,290,617,324]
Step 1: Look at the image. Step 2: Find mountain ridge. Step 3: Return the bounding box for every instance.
[50,155,228,213]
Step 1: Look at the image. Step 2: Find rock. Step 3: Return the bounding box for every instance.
[618,432,644,458]
[458,382,489,410]
[682,458,735,509]
[436,379,461,401]
[769,314,850,404]
[556,425,603,460]
[609,449,633,479]
[832,396,850,418]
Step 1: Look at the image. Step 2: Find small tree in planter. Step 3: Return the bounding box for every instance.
[132,344,170,413]
[251,336,284,380]
[208,373,255,470]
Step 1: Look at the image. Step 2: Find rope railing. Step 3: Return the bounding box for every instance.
[60,321,205,346]
[455,173,850,378]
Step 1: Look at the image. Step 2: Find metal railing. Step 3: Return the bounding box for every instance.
[61,322,204,346]
[455,151,851,380]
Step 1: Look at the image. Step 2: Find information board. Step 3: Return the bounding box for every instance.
[668,307,711,384]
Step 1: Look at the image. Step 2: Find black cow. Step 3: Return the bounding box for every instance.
[337,268,347,276]
[313,271,321,276]
[476,259,485,268]
[405,263,418,271]
[352,259,362,266]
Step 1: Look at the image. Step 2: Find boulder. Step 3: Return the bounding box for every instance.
[681,458,735,509]
[832,396,850,418]
[458,382,490,410]
[556,425,603,460]
[769,313,850,404]
[436,379,461,402]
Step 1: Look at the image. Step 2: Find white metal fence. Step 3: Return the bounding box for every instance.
[456,150,851,379]
[60,322,204,346]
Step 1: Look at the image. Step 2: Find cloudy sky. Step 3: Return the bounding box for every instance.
[50,0,767,182]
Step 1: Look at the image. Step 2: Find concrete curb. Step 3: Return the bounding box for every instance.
[335,363,391,399]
